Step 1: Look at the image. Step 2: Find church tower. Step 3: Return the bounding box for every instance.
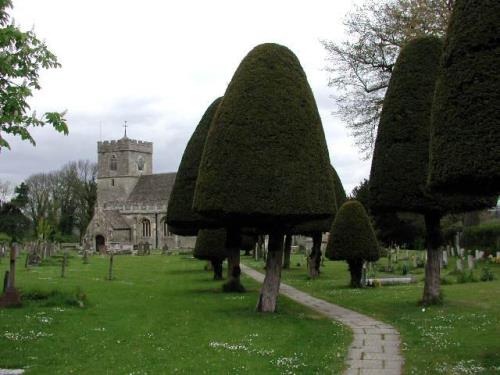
[96,135,153,206]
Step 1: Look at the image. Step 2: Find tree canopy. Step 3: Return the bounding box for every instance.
[193,229,227,261]
[0,0,68,150]
[167,98,222,235]
[325,200,379,262]
[428,0,500,195]
[322,0,453,156]
[193,43,335,232]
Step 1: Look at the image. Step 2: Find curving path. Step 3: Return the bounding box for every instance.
[241,264,404,375]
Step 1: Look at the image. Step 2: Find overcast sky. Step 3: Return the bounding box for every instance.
[0,0,371,194]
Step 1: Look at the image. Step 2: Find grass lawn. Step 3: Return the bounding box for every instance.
[0,253,351,374]
[244,253,500,375]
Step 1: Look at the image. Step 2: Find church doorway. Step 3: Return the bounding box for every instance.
[95,235,106,254]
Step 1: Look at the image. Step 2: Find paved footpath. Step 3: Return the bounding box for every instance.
[241,264,404,375]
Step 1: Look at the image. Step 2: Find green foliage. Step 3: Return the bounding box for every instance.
[0,231,11,243]
[10,182,29,208]
[429,0,500,195]
[290,166,341,235]
[462,222,500,253]
[193,228,227,261]
[331,166,347,209]
[326,200,379,262]
[0,0,68,150]
[480,266,496,282]
[167,98,223,235]
[194,43,335,232]
[370,36,443,214]
[456,271,478,284]
[0,202,30,241]
[21,287,87,308]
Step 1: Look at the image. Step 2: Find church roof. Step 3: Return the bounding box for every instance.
[103,210,130,229]
[127,172,177,204]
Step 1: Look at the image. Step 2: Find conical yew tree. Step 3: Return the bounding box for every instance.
[369,36,495,305]
[288,165,345,278]
[325,200,379,287]
[193,229,227,280]
[194,43,336,312]
[167,97,222,235]
[428,0,500,195]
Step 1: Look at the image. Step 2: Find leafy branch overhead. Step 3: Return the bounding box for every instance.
[0,0,68,150]
[321,0,453,157]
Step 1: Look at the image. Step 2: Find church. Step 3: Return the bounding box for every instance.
[84,134,195,253]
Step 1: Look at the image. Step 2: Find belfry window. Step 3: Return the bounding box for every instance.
[142,219,151,237]
[110,155,117,171]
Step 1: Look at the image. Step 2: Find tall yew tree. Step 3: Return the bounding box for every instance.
[369,36,495,305]
[194,43,336,312]
[428,0,500,195]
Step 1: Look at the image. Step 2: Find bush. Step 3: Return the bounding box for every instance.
[480,266,495,282]
[462,222,500,253]
[456,271,478,284]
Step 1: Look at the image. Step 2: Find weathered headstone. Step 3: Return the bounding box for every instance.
[442,251,448,267]
[456,258,463,272]
[467,255,475,270]
[108,253,114,280]
[0,244,21,308]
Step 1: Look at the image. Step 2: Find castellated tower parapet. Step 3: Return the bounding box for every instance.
[96,136,153,205]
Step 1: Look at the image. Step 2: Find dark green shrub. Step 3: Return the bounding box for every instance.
[428,0,500,195]
[167,98,223,235]
[480,266,495,282]
[326,200,379,287]
[193,229,227,261]
[193,43,336,232]
[462,222,500,253]
[456,271,478,284]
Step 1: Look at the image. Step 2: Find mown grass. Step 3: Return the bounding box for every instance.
[0,253,351,374]
[244,254,500,375]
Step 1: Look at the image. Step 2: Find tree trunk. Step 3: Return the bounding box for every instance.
[347,259,363,288]
[308,232,322,278]
[282,234,292,269]
[256,233,283,313]
[211,258,223,280]
[222,228,245,292]
[422,212,443,305]
[256,235,264,260]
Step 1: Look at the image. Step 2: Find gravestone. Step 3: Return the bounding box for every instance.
[0,244,21,307]
[456,258,463,272]
[467,255,475,270]
[442,250,448,267]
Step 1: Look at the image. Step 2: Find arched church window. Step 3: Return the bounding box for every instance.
[137,156,145,171]
[142,218,151,237]
[110,155,117,171]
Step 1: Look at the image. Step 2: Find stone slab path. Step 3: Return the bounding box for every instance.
[241,264,404,375]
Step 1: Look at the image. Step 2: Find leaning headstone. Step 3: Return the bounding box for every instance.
[467,255,475,270]
[456,258,463,272]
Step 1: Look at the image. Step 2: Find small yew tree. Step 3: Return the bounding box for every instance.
[194,229,227,280]
[428,0,500,195]
[194,43,336,312]
[369,36,495,305]
[325,200,379,287]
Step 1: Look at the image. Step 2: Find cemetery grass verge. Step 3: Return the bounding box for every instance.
[0,253,351,374]
[243,254,500,375]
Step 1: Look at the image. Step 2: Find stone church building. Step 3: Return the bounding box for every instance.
[84,135,195,253]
